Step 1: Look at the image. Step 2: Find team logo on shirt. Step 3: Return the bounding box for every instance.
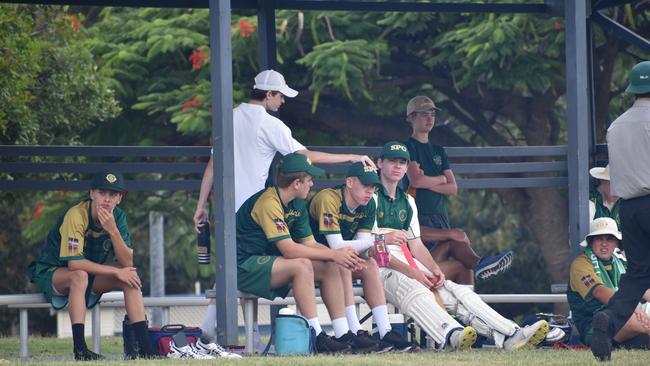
[399,209,407,222]
[433,155,442,166]
[274,218,287,232]
[257,256,271,265]
[67,237,79,253]
[378,211,384,219]
[581,275,595,287]
[323,213,334,228]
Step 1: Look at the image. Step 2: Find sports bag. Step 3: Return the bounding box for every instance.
[148,324,202,356]
[274,314,316,355]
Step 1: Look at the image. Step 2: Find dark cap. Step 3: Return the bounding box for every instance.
[380,141,411,161]
[90,170,126,193]
[346,162,380,186]
[278,153,325,176]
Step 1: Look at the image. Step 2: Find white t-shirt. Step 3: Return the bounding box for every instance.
[232,103,305,210]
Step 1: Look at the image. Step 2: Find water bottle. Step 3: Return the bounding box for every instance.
[197,220,211,264]
[373,233,389,268]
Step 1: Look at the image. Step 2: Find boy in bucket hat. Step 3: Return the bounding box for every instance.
[591,60,650,361]
[568,218,650,351]
[402,96,513,283]
[236,153,368,354]
[588,164,620,226]
[28,171,157,360]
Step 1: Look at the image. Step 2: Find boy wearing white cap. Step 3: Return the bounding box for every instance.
[588,165,620,226]
[568,217,650,350]
[193,70,375,347]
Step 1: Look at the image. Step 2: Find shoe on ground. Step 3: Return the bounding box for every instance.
[591,311,613,362]
[74,348,105,361]
[315,332,351,354]
[380,330,417,352]
[167,340,214,359]
[335,330,379,354]
[475,251,514,282]
[448,326,477,351]
[357,330,393,353]
[545,327,566,343]
[504,320,549,351]
[193,338,242,359]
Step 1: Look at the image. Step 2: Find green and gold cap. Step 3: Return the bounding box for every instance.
[380,141,411,161]
[346,162,380,185]
[90,170,126,192]
[278,153,325,176]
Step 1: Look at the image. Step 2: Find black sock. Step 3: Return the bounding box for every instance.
[71,323,87,352]
[132,320,156,356]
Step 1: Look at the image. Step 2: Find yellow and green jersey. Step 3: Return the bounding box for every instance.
[375,185,414,231]
[307,185,375,244]
[32,200,131,268]
[236,187,313,264]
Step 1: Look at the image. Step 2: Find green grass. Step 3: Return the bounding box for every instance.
[0,336,647,365]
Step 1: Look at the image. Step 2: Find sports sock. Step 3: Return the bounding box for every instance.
[201,304,217,341]
[71,323,87,352]
[345,305,362,334]
[307,317,322,335]
[371,305,392,338]
[331,317,349,338]
[131,320,156,356]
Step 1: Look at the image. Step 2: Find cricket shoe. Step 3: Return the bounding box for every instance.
[356,330,393,353]
[475,251,514,282]
[74,348,105,361]
[167,340,214,359]
[336,331,379,354]
[192,338,242,359]
[504,320,549,351]
[448,326,477,351]
[380,330,417,352]
[591,311,613,362]
[315,332,351,354]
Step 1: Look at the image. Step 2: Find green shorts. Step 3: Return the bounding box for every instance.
[28,262,102,310]
[237,256,289,300]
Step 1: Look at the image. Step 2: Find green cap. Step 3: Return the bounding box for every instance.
[626,61,650,94]
[278,153,325,176]
[346,162,380,186]
[90,170,126,193]
[380,141,411,161]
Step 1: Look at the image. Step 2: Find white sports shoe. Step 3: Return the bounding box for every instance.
[448,326,477,351]
[167,340,215,359]
[545,327,566,343]
[503,320,549,351]
[193,338,243,359]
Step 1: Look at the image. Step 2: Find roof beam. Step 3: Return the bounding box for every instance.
[592,10,650,54]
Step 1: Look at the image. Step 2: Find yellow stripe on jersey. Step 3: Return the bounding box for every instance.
[251,188,291,242]
[58,201,90,260]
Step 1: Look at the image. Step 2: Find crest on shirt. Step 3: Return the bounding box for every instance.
[378,211,384,219]
[581,274,595,287]
[323,213,334,228]
[67,237,79,253]
[274,218,287,232]
[399,209,407,222]
[433,155,442,166]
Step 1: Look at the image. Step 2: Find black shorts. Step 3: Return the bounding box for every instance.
[418,213,450,250]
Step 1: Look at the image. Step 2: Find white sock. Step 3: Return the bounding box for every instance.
[201,304,217,341]
[308,317,322,336]
[371,305,392,338]
[345,305,362,334]
[331,317,350,338]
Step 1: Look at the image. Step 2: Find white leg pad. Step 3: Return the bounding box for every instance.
[443,280,518,341]
[380,269,462,344]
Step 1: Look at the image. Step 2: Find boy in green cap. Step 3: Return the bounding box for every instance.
[236,153,365,354]
[28,171,156,360]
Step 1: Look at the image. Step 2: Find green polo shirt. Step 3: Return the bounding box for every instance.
[375,185,414,231]
[236,187,314,265]
[590,190,621,228]
[30,200,132,270]
[403,137,450,217]
[308,185,375,244]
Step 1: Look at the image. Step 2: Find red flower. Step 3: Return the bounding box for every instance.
[182,96,202,112]
[69,14,81,32]
[553,21,562,30]
[33,203,45,218]
[239,19,256,38]
[188,48,209,70]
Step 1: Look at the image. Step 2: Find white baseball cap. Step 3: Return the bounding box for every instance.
[589,165,610,181]
[253,70,298,98]
[579,217,622,247]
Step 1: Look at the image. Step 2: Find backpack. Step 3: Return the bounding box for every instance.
[148,324,202,356]
[273,314,316,355]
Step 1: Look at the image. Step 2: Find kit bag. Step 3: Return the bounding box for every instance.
[274,314,316,355]
[148,324,202,356]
